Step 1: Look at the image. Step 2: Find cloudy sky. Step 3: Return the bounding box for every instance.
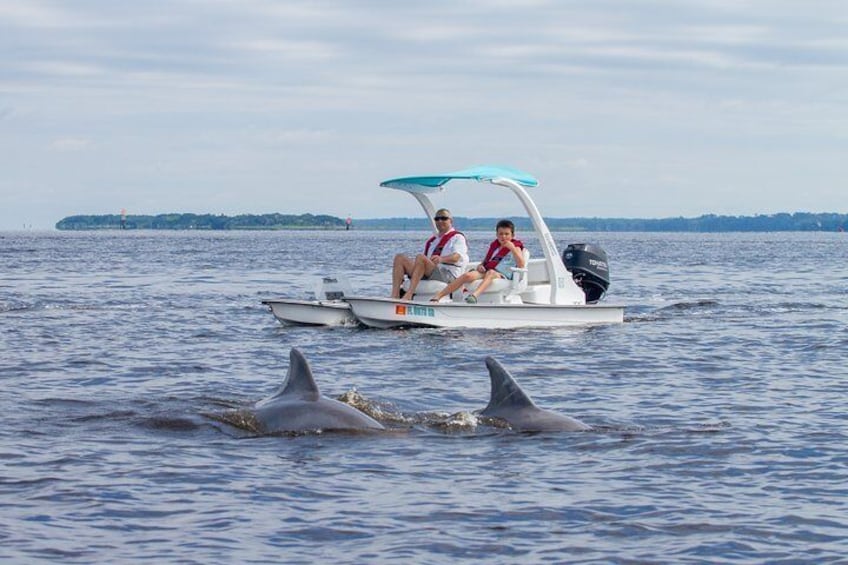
[1,0,845,229]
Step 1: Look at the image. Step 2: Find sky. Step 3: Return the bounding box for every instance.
[1,0,846,230]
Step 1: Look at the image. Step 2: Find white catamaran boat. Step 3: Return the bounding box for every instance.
[263,165,624,329]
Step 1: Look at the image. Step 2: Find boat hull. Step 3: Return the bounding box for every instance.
[344,297,624,329]
[262,299,358,327]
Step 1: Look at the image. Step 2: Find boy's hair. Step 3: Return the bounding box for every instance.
[496,219,515,234]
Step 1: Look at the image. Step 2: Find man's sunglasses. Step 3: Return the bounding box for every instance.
[434,216,451,221]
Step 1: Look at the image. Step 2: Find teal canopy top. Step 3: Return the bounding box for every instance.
[380,165,538,193]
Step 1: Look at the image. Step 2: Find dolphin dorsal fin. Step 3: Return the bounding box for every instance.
[280,348,321,398]
[483,357,537,411]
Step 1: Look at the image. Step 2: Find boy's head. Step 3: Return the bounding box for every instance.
[496,219,515,240]
[495,220,515,235]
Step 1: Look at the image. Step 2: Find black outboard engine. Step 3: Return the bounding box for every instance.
[562,243,611,303]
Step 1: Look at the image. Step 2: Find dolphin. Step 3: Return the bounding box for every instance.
[480,357,591,432]
[252,348,385,433]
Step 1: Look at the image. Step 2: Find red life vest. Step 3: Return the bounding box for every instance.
[424,229,464,257]
[483,239,524,270]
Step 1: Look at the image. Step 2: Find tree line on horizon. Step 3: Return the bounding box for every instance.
[55,213,346,231]
[361,212,847,232]
[55,211,847,232]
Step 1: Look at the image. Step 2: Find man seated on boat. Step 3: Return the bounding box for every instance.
[429,219,525,304]
[391,208,469,299]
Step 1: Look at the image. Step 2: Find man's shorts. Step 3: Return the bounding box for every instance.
[426,267,457,284]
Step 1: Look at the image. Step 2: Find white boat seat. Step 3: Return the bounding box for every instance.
[525,258,550,284]
[411,279,448,295]
[467,249,530,304]
[515,258,552,304]
[400,278,458,301]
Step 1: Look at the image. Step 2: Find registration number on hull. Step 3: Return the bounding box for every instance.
[395,304,435,318]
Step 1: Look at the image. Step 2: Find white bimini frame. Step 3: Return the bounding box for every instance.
[340,165,624,328]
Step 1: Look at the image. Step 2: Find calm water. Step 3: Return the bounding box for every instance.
[1,229,846,563]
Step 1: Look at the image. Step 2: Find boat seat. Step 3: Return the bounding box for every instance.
[512,258,552,303]
[400,278,461,301]
[467,249,530,304]
[525,258,549,285]
[410,279,447,296]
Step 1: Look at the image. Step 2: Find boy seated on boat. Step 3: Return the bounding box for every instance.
[430,219,526,304]
[391,208,469,299]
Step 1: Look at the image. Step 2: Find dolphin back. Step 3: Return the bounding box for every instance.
[254,397,384,433]
[256,348,320,406]
[279,348,321,399]
[252,348,385,433]
[480,356,591,432]
[481,356,537,415]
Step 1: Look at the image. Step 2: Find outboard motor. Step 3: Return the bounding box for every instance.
[562,243,611,303]
[312,276,352,301]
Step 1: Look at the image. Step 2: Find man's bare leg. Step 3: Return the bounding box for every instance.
[406,254,436,298]
[391,254,414,298]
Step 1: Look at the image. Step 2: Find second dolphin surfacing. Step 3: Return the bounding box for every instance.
[480,357,591,432]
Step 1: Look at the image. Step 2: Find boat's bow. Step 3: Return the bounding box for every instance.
[262,299,358,327]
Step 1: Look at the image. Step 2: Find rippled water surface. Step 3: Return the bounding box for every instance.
[1,230,846,563]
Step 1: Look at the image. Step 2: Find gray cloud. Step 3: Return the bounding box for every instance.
[1,0,845,228]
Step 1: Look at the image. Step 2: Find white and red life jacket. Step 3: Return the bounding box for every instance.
[482,239,524,271]
[424,229,464,259]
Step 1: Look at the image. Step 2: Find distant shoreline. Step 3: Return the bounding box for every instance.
[54,212,848,232]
